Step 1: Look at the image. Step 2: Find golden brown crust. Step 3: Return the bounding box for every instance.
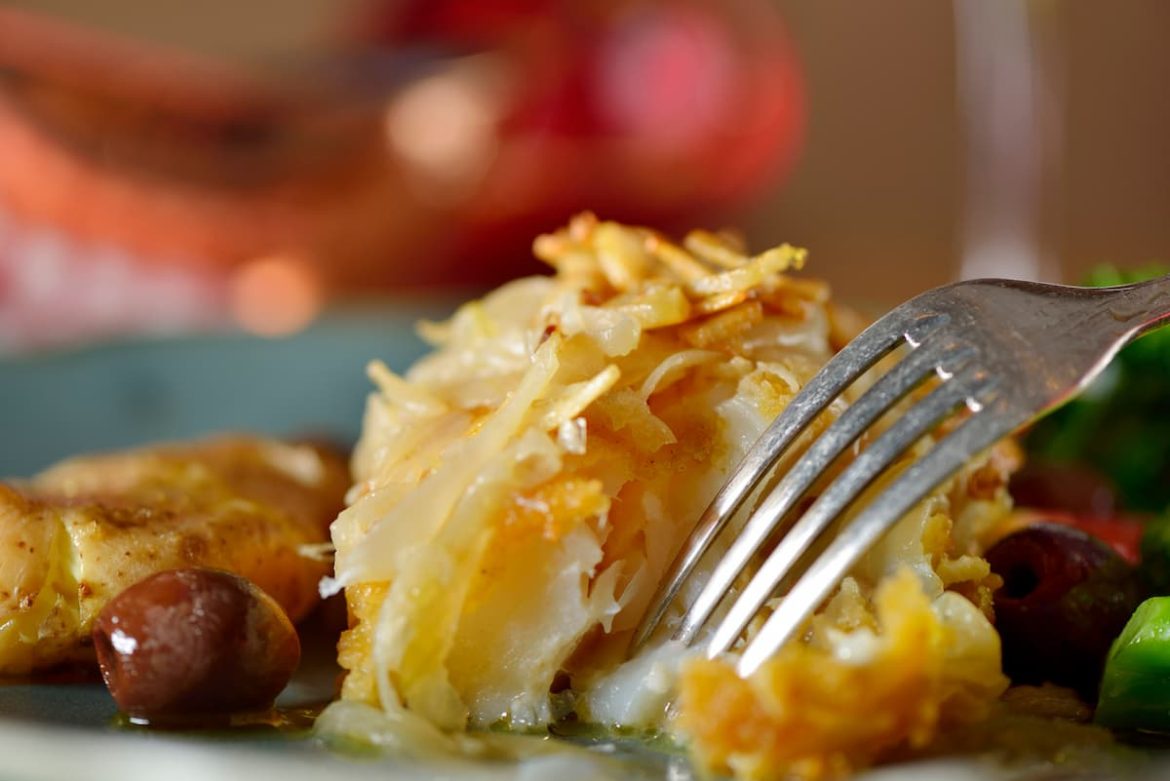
[677,570,1008,781]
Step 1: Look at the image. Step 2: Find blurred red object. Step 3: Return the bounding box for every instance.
[375,0,806,277]
[0,0,803,347]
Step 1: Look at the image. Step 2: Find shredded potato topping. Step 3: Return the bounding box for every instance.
[326,214,1015,779]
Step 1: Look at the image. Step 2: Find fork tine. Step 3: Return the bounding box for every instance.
[630,309,938,650]
[705,364,991,658]
[674,338,977,646]
[735,394,1028,677]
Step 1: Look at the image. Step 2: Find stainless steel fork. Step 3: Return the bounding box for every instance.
[632,274,1170,677]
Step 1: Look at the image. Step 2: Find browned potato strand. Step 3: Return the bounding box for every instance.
[0,435,348,674]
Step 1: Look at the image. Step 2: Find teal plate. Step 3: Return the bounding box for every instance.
[0,306,440,477]
[0,305,1150,781]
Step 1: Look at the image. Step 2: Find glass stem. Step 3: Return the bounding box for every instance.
[954,0,1062,282]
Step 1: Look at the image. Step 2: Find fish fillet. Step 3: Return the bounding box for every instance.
[0,435,348,674]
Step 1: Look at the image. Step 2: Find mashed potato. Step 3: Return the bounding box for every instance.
[325,215,1015,779]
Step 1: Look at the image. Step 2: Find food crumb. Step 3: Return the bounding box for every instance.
[1001,684,1093,723]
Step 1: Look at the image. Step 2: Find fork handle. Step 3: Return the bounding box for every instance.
[1102,273,1170,339]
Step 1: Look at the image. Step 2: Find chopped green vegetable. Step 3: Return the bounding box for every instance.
[1025,264,1170,513]
[1096,597,1170,730]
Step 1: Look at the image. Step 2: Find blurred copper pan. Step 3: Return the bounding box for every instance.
[0,3,452,286]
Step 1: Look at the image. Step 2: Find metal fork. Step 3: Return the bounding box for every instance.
[632,274,1170,677]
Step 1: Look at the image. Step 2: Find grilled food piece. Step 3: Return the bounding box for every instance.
[0,435,348,674]
[326,214,1015,780]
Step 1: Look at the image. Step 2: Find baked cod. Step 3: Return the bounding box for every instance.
[0,435,348,673]
[328,215,1016,779]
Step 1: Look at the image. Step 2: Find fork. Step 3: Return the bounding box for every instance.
[632,274,1170,677]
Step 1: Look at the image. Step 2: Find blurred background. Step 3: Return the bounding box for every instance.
[0,0,1167,351]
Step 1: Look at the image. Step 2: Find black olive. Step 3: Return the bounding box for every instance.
[93,568,301,723]
[987,523,1145,698]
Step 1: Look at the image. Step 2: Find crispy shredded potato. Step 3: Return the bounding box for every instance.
[327,215,1014,779]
